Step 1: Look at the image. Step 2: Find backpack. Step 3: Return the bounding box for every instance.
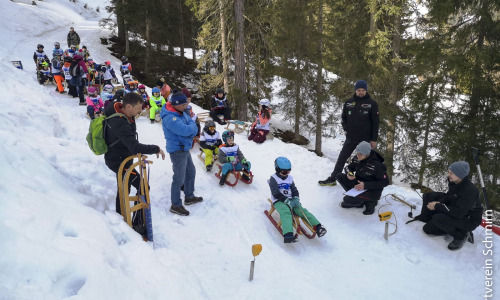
[86,113,126,155]
[70,59,81,77]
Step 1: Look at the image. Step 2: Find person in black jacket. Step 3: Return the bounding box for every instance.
[67,27,81,49]
[319,80,379,186]
[209,88,231,125]
[104,93,165,232]
[408,161,483,250]
[336,141,389,215]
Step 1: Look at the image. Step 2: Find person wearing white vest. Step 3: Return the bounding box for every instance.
[248,98,272,143]
[199,120,222,171]
[218,131,251,186]
[268,157,327,243]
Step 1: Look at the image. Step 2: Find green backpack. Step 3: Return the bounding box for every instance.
[86,113,126,155]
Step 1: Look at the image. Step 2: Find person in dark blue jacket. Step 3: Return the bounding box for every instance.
[161,91,204,216]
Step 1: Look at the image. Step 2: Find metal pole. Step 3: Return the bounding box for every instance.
[471,147,490,210]
[249,259,255,281]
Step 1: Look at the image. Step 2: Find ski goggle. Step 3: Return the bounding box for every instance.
[280,169,291,175]
[225,132,235,138]
[153,93,160,97]
[209,126,215,131]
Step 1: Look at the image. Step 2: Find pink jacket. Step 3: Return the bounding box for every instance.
[86,95,104,112]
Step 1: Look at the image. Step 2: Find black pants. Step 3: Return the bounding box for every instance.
[210,107,231,124]
[336,173,378,204]
[420,192,479,239]
[66,80,77,96]
[105,159,141,220]
[330,137,369,180]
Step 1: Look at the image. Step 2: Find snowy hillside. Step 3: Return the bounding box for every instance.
[0,1,498,299]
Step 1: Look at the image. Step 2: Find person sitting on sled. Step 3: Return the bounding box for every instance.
[268,157,327,243]
[38,61,53,85]
[217,130,251,186]
[86,86,104,120]
[101,84,114,102]
[200,119,222,172]
[248,98,272,144]
[149,87,166,124]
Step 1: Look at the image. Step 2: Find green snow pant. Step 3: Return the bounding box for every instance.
[273,201,320,236]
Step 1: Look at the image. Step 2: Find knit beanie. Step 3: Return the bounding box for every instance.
[449,161,470,179]
[356,141,371,156]
[170,91,188,105]
[354,80,368,91]
[156,80,164,87]
[182,88,192,99]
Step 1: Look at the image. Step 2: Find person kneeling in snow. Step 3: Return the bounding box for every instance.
[268,157,327,243]
[218,131,251,186]
[336,141,389,215]
[248,98,272,143]
[408,161,483,251]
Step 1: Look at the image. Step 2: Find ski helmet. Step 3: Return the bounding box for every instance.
[64,56,73,63]
[152,87,160,94]
[138,84,146,90]
[88,86,97,95]
[222,130,235,144]
[71,45,77,49]
[105,61,111,66]
[122,74,132,83]
[104,84,114,93]
[121,56,128,62]
[54,42,60,47]
[87,57,94,64]
[115,89,125,97]
[275,157,291,173]
[204,119,216,129]
[41,61,49,67]
[259,98,270,107]
[215,88,224,95]
[37,44,44,49]
[128,81,138,89]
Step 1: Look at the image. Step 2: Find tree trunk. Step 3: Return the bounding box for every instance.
[191,13,196,63]
[293,56,302,140]
[234,0,246,120]
[117,2,125,43]
[144,12,151,73]
[122,0,129,53]
[219,0,230,93]
[418,82,435,185]
[314,0,324,156]
[178,0,185,66]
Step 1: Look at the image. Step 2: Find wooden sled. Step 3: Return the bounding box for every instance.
[264,199,317,239]
[197,112,210,123]
[117,154,154,242]
[214,163,253,187]
[225,120,252,134]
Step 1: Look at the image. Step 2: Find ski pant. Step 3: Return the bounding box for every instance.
[105,159,140,217]
[150,106,161,120]
[248,129,269,144]
[53,74,65,92]
[330,137,369,180]
[169,150,196,207]
[66,79,77,97]
[202,147,219,167]
[210,107,231,124]
[87,106,103,120]
[273,201,319,236]
[419,192,481,240]
[38,73,53,85]
[221,162,250,175]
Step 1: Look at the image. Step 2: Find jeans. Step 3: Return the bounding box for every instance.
[169,151,196,206]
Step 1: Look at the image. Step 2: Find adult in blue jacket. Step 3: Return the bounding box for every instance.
[161,91,204,216]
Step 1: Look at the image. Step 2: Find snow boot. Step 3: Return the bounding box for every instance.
[150,119,155,124]
[318,176,336,186]
[448,232,470,250]
[468,231,474,244]
[241,173,251,182]
[316,224,327,237]
[283,232,298,243]
[170,205,190,216]
[363,200,378,215]
[185,195,203,206]
[219,173,228,186]
[340,196,364,208]
[206,164,212,172]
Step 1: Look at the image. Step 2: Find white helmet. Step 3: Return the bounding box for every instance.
[259,98,270,106]
[104,84,114,93]
[122,74,133,83]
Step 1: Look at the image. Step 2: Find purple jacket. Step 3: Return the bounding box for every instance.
[73,54,88,74]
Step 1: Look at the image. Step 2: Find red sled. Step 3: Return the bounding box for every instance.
[215,164,253,187]
[264,199,316,239]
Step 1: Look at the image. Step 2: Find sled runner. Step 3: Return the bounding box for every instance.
[197,112,210,123]
[117,154,154,242]
[214,163,253,187]
[264,199,317,239]
[225,120,252,134]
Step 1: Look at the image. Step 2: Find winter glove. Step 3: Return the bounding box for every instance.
[290,196,301,208]
[241,158,248,164]
[242,159,251,170]
[227,156,235,163]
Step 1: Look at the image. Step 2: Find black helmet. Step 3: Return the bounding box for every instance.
[215,88,224,94]
[121,56,128,62]
[204,119,216,129]
[115,89,125,97]
[64,56,73,63]
[37,44,44,49]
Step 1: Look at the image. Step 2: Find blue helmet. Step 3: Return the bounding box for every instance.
[152,87,160,94]
[275,157,291,172]
[222,130,235,144]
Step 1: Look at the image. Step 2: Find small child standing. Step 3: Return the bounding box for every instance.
[268,157,327,243]
[218,131,251,185]
[86,86,104,120]
[199,120,222,172]
[248,98,272,143]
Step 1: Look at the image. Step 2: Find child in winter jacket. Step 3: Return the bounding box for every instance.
[199,120,222,172]
[210,88,231,125]
[218,131,251,186]
[138,84,150,110]
[38,61,53,85]
[149,87,166,123]
[248,98,272,143]
[86,86,104,120]
[268,157,327,243]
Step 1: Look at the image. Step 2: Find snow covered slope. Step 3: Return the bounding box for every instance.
[0,1,497,299]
